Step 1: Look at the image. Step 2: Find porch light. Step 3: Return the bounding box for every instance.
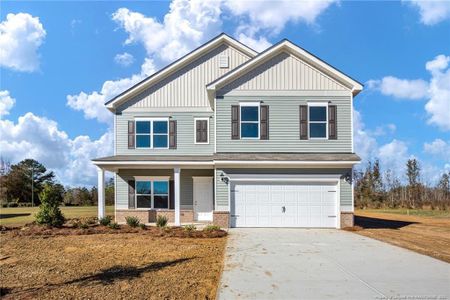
[220,172,229,185]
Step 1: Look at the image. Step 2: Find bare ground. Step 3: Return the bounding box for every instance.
[351,210,450,263]
[0,231,226,299]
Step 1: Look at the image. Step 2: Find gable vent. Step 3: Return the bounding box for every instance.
[219,55,229,68]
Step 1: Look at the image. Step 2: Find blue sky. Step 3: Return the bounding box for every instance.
[1,0,449,186]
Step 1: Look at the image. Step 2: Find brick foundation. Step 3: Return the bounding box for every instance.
[340,212,354,228]
[213,211,230,228]
[116,209,194,224]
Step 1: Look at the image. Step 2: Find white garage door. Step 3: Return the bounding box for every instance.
[231,182,338,228]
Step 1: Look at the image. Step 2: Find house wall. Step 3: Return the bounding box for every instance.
[116,43,251,112]
[215,168,353,212]
[215,94,352,152]
[218,51,348,93]
[116,111,214,155]
[116,169,213,210]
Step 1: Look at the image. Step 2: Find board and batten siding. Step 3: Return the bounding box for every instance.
[116,43,251,111]
[116,169,213,210]
[116,111,214,155]
[215,168,353,212]
[218,52,348,93]
[216,95,352,152]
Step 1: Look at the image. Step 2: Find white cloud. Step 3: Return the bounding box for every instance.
[353,109,378,164]
[378,139,411,174]
[367,76,429,100]
[0,96,113,186]
[424,139,450,161]
[0,90,15,117]
[114,52,135,67]
[112,1,222,64]
[236,33,272,52]
[368,54,450,131]
[0,13,46,72]
[408,0,450,25]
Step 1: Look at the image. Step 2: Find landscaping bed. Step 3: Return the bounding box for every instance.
[0,220,227,299]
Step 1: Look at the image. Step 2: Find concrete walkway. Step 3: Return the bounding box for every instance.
[218,229,450,300]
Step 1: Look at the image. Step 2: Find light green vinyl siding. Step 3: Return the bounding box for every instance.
[116,111,214,155]
[216,95,352,152]
[116,169,213,210]
[215,168,353,212]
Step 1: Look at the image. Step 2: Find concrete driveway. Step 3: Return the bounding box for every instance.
[218,229,450,300]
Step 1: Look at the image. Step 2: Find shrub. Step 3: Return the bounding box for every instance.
[139,223,146,230]
[125,216,140,227]
[109,222,120,229]
[79,223,89,229]
[99,216,112,226]
[156,215,168,227]
[203,224,221,231]
[35,184,65,227]
[184,224,197,232]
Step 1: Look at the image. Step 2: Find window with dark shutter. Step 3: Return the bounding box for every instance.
[328,105,337,140]
[299,105,308,140]
[128,180,135,209]
[128,121,135,149]
[260,105,269,140]
[231,105,240,139]
[195,119,208,143]
[169,120,177,149]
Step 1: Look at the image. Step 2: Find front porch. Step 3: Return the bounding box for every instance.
[93,156,229,227]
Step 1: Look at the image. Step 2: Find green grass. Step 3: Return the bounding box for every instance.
[0,206,115,226]
[357,208,450,218]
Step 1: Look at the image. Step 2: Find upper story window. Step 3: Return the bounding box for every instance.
[240,103,260,139]
[195,118,209,144]
[308,103,328,139]
[135,118,169,149]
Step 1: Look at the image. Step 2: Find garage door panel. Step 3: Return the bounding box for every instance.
[232,181,337,228]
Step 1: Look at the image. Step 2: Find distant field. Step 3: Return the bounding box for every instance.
[358,208,450,218]
[0,206,115,226]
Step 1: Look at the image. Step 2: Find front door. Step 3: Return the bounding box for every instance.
[193,177,213,221]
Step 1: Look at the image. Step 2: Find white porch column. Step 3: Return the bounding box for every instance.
[97,167,105,220]
[174,167,181,226]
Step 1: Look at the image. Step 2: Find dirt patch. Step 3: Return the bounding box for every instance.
[0,232,227,299]
[353,210,450,263]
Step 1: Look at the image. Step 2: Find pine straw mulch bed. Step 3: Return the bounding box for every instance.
[0,221,227,299]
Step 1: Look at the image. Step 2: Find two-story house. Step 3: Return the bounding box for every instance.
[93,33,362,229]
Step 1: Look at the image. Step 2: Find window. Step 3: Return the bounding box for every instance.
[194,118,209,144]
[135,178,169,209]
[308,103,328,139]
[135,118,169,149]
[240,103,260,139]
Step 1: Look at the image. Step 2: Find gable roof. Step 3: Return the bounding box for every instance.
[105,33,258,111]
[206,39,363,96]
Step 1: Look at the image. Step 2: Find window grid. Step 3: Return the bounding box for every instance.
[135,119,169,149]
[135,180,169,209]
[308,104,328,139]
[240,103,260,139]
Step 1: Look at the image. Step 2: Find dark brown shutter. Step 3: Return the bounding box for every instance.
[260,105,269,140]
[299,105,308,140]
[195,120,208,143]
[328,105,337,140]
[169,180,174,209]
[128,180,135,209]
[231,105,240,139]
[169,120,177,149]
[128,121,135,149]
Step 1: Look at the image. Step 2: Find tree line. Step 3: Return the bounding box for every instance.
[354,158,449,210]
[0,158,114,207]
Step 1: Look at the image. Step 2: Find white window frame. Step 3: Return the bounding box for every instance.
[134,176,170,210]
[194,117,209,145]
[240,102,260,140]
[308,102,328,140]
[135,118,169,149]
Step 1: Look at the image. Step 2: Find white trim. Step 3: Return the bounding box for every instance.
[114,114,117,155]
[240,102,260,140]
[351,166,355,213]
[174,167,181,226]
[97,167,105,219]
[229,177,340,182]
[114,172,117,222]
[214,98,217,153]
[337,179,341,229]
[351,93,354,153]
[194,117,210,144]
[193,176,214,221]
[135,118,169,150]
[133,176,170,180]
[207,40,363,95]
[213,160,360,165]
[307,102,328,140]
[213,168,217,211]
[106,34,257,111]
[192,176,214,180]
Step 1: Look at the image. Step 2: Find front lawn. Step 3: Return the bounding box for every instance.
[0,206,114,227]
[0,228,226,299]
